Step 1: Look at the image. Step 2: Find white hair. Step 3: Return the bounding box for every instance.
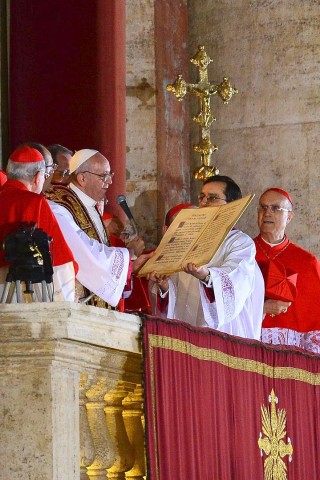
[6,159,45,181]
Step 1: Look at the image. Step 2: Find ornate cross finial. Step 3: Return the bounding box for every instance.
[167,45,238,180]
[258,389,293,480]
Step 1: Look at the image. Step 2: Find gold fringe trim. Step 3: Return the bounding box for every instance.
[149,334,320,385]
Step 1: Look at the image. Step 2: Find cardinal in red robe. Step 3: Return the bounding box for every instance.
[0,146,78,301]
[255,187,320,353]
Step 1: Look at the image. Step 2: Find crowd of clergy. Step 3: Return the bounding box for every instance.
[0,143,319,354]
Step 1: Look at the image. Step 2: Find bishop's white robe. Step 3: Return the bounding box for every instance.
[50,201,130,307]
[154,230,265,340]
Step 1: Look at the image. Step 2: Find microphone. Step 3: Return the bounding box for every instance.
[116,195,139,235]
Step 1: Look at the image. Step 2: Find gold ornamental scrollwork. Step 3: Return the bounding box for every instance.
[258,389,293,480]
[166,45,238,180]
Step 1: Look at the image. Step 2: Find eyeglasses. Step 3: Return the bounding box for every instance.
[56,169,70,178]
[82,171,114,182]
[257,205,292,214]
[46,163,58,172]
[41,170,51,179]
[198,193,227,203]
[44,163,58,178]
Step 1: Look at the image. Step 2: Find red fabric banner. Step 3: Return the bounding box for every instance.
[142,315,320,480]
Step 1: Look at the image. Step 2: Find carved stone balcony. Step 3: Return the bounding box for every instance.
[0,302,144,480]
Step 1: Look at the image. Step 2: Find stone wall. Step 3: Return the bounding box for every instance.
[126,0,190,248]
[126,0,158,247]
[188,0,320,255]
[0,302,143,479]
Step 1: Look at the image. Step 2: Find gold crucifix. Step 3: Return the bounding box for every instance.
[167,45,238,180]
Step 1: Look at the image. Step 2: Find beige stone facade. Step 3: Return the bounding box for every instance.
[188,1,320,254]
[0,302,144,479]
[126,1,158,247]
[124,1,320,254]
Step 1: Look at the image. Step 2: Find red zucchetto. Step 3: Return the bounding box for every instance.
[262,188,293,206]
[102,211,115,221]
[10,146,44,163]
[165,203,194,227]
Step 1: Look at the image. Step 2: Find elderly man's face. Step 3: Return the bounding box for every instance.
[42,151,56,193]
[79,152,113,202]
[33,169,45,194]
[258,190,293,243]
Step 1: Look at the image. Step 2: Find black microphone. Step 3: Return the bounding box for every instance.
[116,195,139,235]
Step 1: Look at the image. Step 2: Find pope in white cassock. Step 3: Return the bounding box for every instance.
[47,149,150,308]
[150,175,265,340]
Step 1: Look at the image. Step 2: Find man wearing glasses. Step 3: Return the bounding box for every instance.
[47,149,150,309]
[150,175,265,340]
[254,187,320,353]
[19,142,58,193]
[0,146,77,302]
[47,144,73,185]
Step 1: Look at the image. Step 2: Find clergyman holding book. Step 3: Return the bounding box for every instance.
[148,175,264,340]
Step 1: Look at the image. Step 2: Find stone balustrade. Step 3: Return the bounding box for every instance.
[0,302,145,480]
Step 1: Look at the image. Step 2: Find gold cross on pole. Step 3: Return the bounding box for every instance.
[167,45,238,180]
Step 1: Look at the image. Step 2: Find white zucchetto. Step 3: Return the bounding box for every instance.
[69,149,98,173]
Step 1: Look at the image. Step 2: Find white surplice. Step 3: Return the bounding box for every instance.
[49,200,130,307]
[158,230,265,340]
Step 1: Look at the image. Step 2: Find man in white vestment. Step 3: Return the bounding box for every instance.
[149,176,265,340]
[46,149,150,308]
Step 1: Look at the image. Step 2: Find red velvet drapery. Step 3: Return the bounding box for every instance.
[142,315,320,480]
[9,0,126,217]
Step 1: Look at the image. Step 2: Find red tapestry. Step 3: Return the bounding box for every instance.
[142,315,320,480]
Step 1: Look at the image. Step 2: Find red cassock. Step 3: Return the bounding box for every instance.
[0,179,77,272]
[109,234,151,313]
[263,260,297,302]
[254,234,320,332]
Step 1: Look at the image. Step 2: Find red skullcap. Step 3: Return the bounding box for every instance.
[262,188,293,205]
[165,203,194,226]
[10,146,44,164]
[102,211,115,221]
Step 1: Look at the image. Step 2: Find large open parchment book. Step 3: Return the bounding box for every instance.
[138,194,254,276]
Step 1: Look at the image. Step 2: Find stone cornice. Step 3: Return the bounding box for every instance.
[0,302,141,353]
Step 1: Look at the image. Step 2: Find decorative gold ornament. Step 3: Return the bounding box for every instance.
[167,45,238,180]
[258,389,293,480]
